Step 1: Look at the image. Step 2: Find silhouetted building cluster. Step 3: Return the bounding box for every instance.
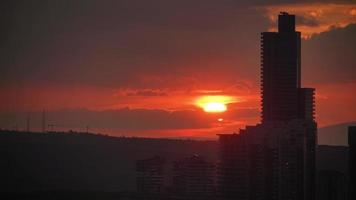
[348,126,356,200]
[218,13,317,200]
[136,155,216,200]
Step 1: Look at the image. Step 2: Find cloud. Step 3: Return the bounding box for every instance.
[0,0,266,89]
[0,108,209,131]
[0,107,260,135]
[124,89,167,97]
[302,24,356,83]
[259,3,356,38]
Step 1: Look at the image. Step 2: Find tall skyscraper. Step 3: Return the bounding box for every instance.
[261,13,301,122]
[218,12,317,200]
[261,13,315,123]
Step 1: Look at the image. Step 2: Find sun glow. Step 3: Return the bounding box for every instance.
[195,95,237,113]
[203,102,227,112]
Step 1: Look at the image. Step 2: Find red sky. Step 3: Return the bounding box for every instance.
[0,1,355,138]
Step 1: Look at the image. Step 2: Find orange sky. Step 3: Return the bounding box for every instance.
[1,80,354,138]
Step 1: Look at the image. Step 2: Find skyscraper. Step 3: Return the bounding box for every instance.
[261,13,315,123]
[218,12,317,200]
[261,13,301,122]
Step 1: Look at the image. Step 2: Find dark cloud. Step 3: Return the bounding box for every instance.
[0,108,209,130]
[126,89,167,97]
[296,15,320,27]
[0,0,268,89]
[1,0,354,90]
[0,107,259,133]
[303,24,356,84]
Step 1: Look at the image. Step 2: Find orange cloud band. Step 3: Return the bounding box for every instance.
[258,3,356,38]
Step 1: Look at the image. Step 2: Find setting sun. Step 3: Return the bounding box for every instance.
[195,95,238,113]
[203,102,227,112]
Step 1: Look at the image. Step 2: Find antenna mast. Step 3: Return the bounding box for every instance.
[42,109,46,133]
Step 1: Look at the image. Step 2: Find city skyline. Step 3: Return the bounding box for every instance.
[0,2,354,199]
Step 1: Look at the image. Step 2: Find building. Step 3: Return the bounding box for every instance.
[348,126,356,200]
[317,170,348,200]
[172,155,216,199]
[217,133,249,200]
[218,121,316,200]
[218,12,317,200]
[136,156,166,194]
[261,13,315,123]
[261,13,301,122]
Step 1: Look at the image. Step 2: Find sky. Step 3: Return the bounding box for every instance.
[0,0,355,138]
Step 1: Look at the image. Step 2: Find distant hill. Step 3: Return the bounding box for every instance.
[0,131,217,193]
[318,121,356,146]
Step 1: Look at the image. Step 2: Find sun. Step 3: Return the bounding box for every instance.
[195,95,235,113]
[203,102,227,113]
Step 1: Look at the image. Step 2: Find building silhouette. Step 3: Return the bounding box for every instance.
[348,126,356,200]
[261,14,315,123]
[218,13,317,200]
[317,170,348,200]
[136,156,166,195]
[217,133,249,200]
[172,155,216,199]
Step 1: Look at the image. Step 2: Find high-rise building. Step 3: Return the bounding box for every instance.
[136,156,166,194]
[348,126,356,200]
[172,155,216,199]
[217,133,249,200]
[218,12,317,200]
[261,13,315,123]
[261,13,301,122]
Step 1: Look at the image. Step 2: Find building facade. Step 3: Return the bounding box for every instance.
[136,156,166,194]
[172,155,216,199]
[317,170,348,200]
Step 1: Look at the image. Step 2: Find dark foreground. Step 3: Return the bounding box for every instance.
[0,130,348,199]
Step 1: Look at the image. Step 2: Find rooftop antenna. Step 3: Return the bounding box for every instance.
[42,109,46,133]
[280,11,289,15]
